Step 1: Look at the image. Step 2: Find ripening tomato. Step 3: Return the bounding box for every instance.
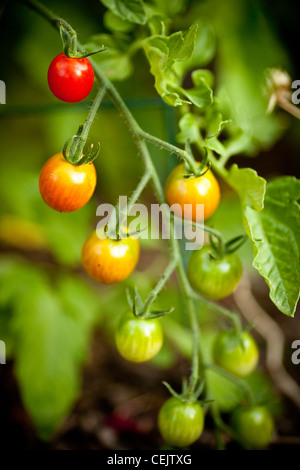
[39,153,97,212]
[48,53,94,102]
[82,230,140,284]
[115,313,163,363]
[187,245,243,300]
[158,397,204,447]
[231,406,274,449]
[213,330,259,378]
[164,163,220,221]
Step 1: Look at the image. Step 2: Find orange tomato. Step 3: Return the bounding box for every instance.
[164,163,220,221]
[39,153,97,212]
[82,230,140,284]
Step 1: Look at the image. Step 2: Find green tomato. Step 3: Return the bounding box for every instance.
[115,313,163,363]
[231,406,274,449]
[158,397,204,447]
[187,245,243,300]
[213,330,259,377]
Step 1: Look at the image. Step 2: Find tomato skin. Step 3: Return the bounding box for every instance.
[158,397,204,447]
[231,406,274,449]
[82,231,140,284]
[115,313,163,363]
[48,53,94,103]
[164,163,220,221]
[187,245,242,300]
[213,331,259,378]
[39,153,97,212]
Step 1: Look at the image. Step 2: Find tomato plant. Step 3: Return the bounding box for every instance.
[231,406,274,449]
[158,397,204,447]
[48,53,94,103]
[39,152,97,212]
[164,163,220,221]
[213,330,259,377]
[81,231,140,284]
[115,313,163,363]
[187,245,243,300]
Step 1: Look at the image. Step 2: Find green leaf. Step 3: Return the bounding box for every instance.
[173,22,216,77]
[84,34,133,81]
[100,0,147,25]
[143,27,200,106]
[228,164,266,211]
[192,69,214,88]
[0,260,99,437]
[178,80,212,109]
[244,177,300,316]
[206,137,225,155]
[103,10,135,33]
[205,107,230,138]
[145,25,197,72]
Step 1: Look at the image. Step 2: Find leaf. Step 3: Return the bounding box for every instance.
[244,177,300,316]
[145,25,197,72]
[0,260,99,437]
[179,80,212,109]
[100,0,147,25]
[192,69,214,88]
[205,106,230,138]
[228,164,266,211]
[143,27,200,106]
[205,137,225,155]
[173,22,216,77]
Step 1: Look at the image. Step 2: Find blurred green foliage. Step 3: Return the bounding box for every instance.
[0,0,297,440]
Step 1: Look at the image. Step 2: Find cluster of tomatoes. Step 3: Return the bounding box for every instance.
[40,53,274,449]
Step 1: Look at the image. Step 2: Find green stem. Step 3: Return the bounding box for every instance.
[172,214,225,249]
[81,86,106,141]
[205,362,255,405]
[142,257,177,316]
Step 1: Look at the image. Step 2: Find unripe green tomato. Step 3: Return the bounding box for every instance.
[231,406,274,449]
[158,397,204,447]
[187,245,243,300]
[115,313,163,363]
[213,330,259,377]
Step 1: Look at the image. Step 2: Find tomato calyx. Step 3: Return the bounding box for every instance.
[208,233,247,261]
[62,126,100,165]
[59,21,105,59]
[126,287,175,320]
[183,145,211,178]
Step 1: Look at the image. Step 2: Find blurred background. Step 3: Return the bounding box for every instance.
[0,0,299,449]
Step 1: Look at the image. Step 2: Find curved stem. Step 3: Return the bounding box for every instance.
[112,169,152,238]
[142,257,177,316]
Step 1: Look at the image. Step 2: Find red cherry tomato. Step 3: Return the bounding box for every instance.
[48,53,94,103]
